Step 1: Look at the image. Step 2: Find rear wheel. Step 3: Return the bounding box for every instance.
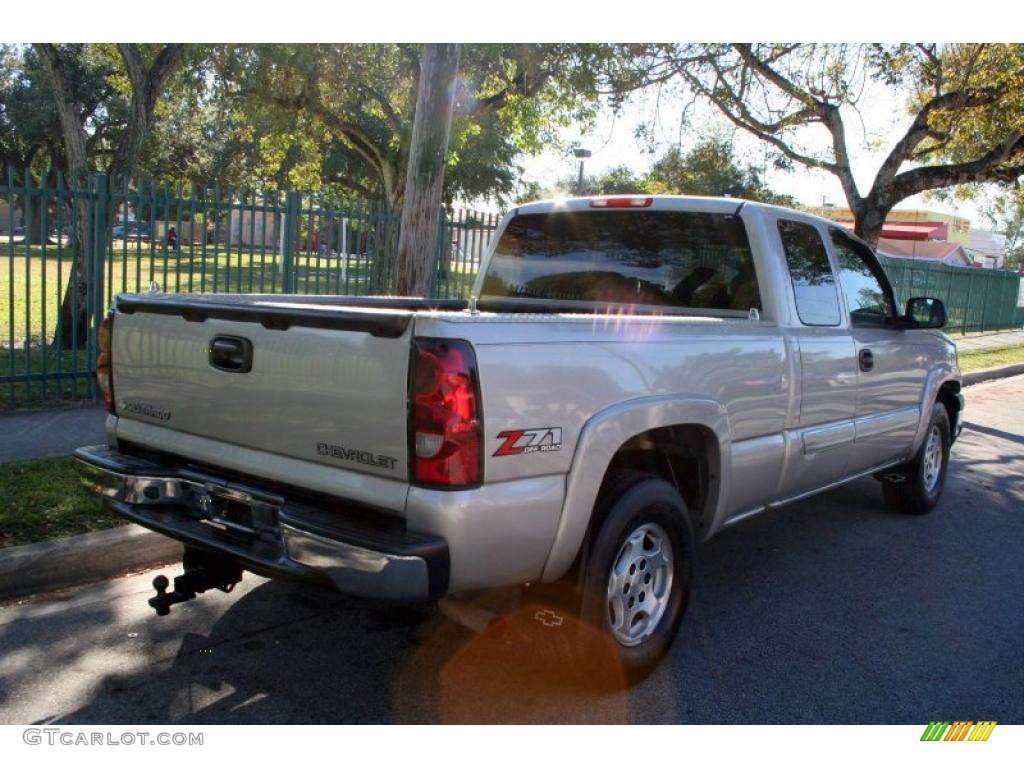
[881,403,951,515]
[577,471,694,684]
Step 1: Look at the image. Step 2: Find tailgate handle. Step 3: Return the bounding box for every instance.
[209,336,253,373]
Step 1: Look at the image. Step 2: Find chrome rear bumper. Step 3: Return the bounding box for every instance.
[74,444,448,602]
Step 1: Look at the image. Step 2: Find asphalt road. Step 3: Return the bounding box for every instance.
[1,376,1022,724]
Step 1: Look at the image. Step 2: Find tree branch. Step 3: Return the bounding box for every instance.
[33,44,89,180]
[873,83,1010,191]
[263,88,401,202]
[821,102,861,207]
[362,85,403,133]
[681,59,839,174]
[331,174,374,198]
[733,43,826,108]
[108,43,186,180]
[888,132,1024,202]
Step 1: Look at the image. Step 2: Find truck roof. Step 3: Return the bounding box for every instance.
[510,194,840,231]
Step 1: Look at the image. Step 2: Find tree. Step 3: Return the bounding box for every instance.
[626,44,1024,246]
[34,43,186,345]
[0,46,58,174]
[646,138,794,204]
[1,46,57,245]
[0,45,112,244]
[520,141,793,203]
[594,165,648,194]
[986,187,1024,270]
[535,164,648,198]
[395,44,461,296]
[210,44,610,207]
[35,44,185,185]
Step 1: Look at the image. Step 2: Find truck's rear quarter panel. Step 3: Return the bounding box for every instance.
[414,312,790,484]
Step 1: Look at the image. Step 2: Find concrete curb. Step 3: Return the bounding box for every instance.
[0,524,181,602]
[962,363,1024,387]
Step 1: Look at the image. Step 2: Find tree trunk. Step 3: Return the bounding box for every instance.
[24,195,47,246]
[37,43,184,348]
[23,171,59,246]
[394,44,461,297]
[56,202,93,348]
[36,45,93,348]
[369,198,399,294]
[853,201,892,250]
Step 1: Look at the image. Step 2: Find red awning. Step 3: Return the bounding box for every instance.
[837,220,948,241]
[877,223,947,241]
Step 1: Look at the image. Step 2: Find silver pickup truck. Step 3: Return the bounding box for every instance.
[76,195,963,681]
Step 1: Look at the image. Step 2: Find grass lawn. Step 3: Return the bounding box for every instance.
[0,456,124,548]
[958,344,1024,373]
[1,242,475,348]
[1,240,474,409]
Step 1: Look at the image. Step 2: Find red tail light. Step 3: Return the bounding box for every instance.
[97,313,115,413]
[410,338,482,488]
[590,196,653,208]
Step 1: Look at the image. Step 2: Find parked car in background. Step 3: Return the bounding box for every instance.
[112,223,151,242]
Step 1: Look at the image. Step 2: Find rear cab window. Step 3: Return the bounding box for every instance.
[479,209,761,316]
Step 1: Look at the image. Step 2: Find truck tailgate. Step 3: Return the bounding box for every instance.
[110,293,426,481]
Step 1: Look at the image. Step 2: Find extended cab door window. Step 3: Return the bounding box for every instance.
[829,229,896,328]
[777,220,841,326]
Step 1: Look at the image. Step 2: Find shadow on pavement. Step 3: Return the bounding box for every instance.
[12,421,1023,725]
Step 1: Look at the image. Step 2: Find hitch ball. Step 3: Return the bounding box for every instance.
[150,574,173,616]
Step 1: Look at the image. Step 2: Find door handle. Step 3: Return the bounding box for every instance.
[858,348,874,372]
[209,336,253,373]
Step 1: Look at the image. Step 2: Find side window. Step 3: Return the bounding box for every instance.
[829,230,895,328]
[778,219,841,326]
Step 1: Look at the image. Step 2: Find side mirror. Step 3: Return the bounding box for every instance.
[904,297,947,329]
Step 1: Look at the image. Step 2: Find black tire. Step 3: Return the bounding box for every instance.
[576,470,694,685]
[881,402,951,515]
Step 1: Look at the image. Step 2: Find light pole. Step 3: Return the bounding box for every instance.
[573,148,591,195]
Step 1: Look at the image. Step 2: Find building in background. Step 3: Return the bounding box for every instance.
[806,206,1010,269]
[807,207,972,244]
[964,228,1008,269]
[874,238,973,267]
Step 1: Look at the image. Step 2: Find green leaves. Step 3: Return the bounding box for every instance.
[647,139,793,204]
[526,139,793,204]
[196,44,611,206]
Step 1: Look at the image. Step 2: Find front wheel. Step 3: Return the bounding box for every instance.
[577,471,694,684]
[881,403,951,515]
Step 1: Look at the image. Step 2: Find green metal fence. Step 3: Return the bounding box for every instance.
[3,169,1023,411]
[1,170,500,410]
[877,254,1024,335]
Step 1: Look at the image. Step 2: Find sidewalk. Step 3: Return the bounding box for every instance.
[954,329,1024,351]
[0,405,106,464]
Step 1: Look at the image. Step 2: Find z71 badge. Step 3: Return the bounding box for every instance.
[494,427,563,457]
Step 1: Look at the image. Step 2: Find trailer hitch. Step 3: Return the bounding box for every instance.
[148,549,243,616]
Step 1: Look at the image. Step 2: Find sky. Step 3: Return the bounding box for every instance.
[519,75,994,229]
